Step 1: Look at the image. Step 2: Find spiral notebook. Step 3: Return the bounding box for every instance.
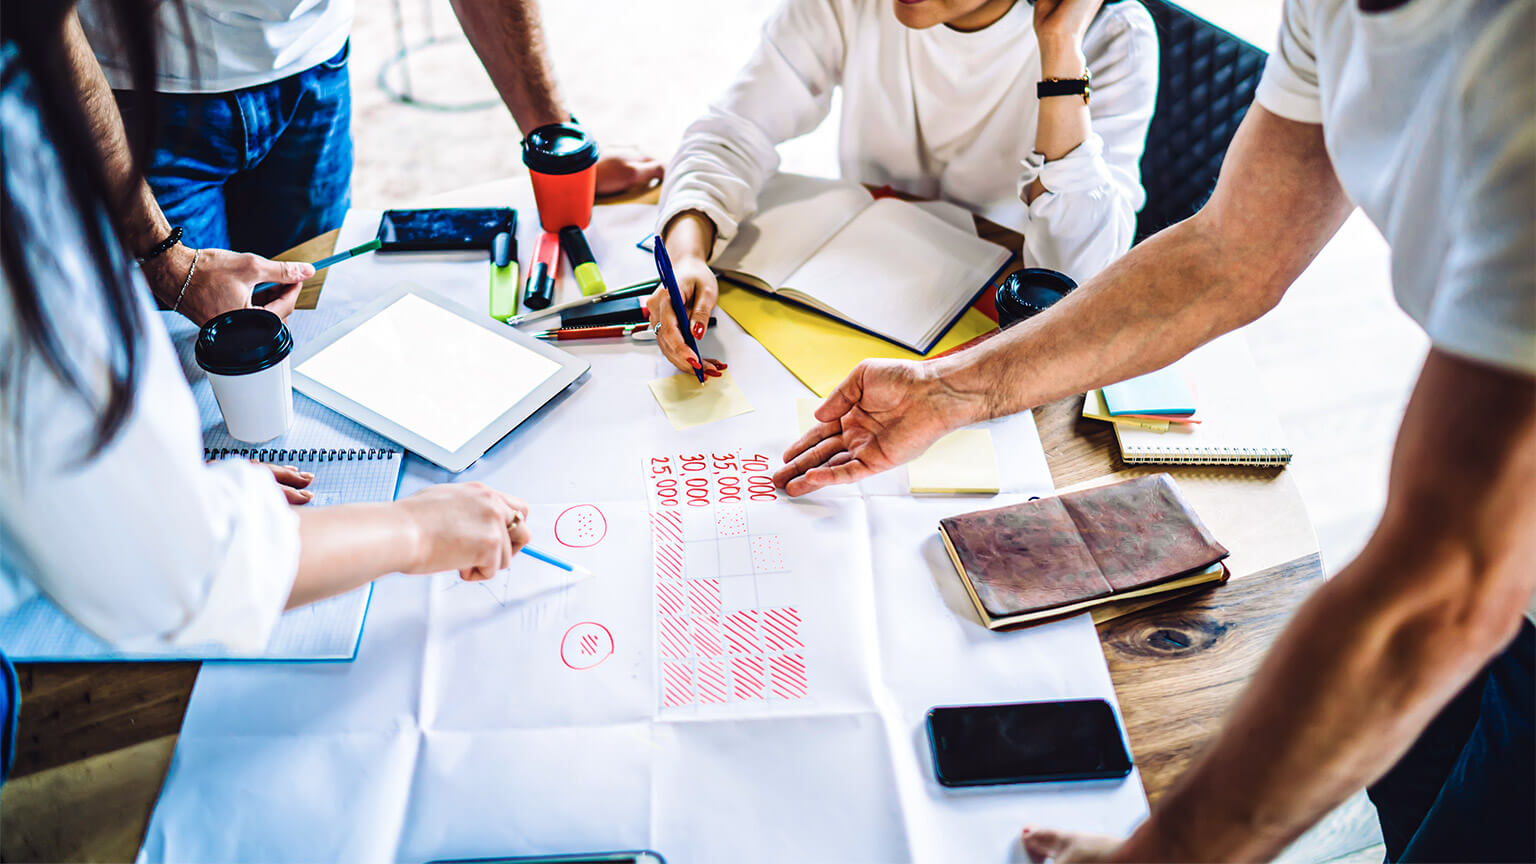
[1110,334,1293,467]
[0,311,401,662]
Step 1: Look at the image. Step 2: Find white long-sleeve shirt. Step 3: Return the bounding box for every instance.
[0,43,299,652]
[658,0,1159,283]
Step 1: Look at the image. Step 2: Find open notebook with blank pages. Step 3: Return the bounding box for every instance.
[708,173,1012,353]
[1111,333,1294,467]
[0,310,400,661]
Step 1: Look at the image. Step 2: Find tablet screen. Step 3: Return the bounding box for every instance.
[297,293,562,452]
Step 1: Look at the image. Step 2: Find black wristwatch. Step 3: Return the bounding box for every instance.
[137,226,184,262]
[1037,69,1092,105]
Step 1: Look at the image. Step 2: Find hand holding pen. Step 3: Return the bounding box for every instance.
[647,229,727,380]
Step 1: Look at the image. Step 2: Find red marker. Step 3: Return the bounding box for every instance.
[523,230,561,310]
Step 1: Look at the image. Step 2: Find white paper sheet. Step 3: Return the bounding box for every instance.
[141,208,1147,864]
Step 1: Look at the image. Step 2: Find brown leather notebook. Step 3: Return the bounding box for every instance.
[938,474,1230,629]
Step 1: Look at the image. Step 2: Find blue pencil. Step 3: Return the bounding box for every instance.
[520,544,589,575]
[254,238,383,293]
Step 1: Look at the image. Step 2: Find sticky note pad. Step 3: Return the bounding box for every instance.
[1083,389,1170,432]
[908,429,1000,494]
[1102,367,1196,416]
[795,397,821,435]
[648,370,754,430]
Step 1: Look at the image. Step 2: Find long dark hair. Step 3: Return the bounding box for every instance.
[1,0,161,455]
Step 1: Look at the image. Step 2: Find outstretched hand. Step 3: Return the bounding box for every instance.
[772,359,985,496]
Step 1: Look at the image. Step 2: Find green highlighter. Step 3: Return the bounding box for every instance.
[559,225,608,296]
[489,229,520,322]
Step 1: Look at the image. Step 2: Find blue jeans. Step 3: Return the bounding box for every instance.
[116,42,353,257]
[1367,619,1534,862]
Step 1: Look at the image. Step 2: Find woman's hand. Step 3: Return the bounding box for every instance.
[396,483,532,582]
[646,211,727,377]
[145,245,314,326]
[1032,0,1104,50]
[263,463,315,504]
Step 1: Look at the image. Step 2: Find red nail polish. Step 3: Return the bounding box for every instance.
[687,357,702,369]
[716,362,729,370]
[693,322,706,338]
[641,306,651,320]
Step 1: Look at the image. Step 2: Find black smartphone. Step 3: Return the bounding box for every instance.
[376,207,515,252]
[925,699,1133,787]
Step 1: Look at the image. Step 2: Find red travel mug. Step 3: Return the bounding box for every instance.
[522,122,599,231]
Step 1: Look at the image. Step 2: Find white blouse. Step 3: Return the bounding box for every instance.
[0,47,299,652]
[658,0,1159,283]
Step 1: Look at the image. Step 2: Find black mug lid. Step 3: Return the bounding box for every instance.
[196,308,292,375]
[995,267,1077,328]
[521,123,599,175]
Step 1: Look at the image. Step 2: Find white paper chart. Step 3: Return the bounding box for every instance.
[647,449,809,710]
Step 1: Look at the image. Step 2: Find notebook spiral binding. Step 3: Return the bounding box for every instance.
[203,447,401,463]
[1121,445,1291,467]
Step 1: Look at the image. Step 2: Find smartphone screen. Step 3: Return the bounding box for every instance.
[926,699,1133,787]
[377,207,514,252]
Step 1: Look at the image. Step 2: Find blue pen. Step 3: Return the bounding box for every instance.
[652,235,707,383]
[253,238,383,293]
[520,544,590,576]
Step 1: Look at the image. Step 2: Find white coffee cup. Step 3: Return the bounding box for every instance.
[195,309,295,443]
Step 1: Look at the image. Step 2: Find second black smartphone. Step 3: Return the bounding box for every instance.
[926,699,1133,787]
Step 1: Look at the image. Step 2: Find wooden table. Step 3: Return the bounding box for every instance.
[1,192,1325,862]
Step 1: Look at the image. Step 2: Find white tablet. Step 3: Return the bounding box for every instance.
[292,288,588,472]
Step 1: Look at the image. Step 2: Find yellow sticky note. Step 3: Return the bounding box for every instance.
[648,370,754,430]
[795,397,821,435]
[717,282,997,397]
[908,429,1000,494]
[1082,388,1170,432]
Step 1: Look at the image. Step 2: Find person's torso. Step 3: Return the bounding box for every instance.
[1302,0,1522,335]
[78,0,354,93]
[833,0,1147,230]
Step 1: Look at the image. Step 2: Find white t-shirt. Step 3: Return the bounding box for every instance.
[79,0,354,93]
[659,0,1159,282]
[1256,0,1536,376]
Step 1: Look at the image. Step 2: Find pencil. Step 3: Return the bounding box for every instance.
[520,544,590,576]
[254,238,383,293]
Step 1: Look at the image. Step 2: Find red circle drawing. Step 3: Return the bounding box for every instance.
[554,504,607,548]
[560,622,614,670]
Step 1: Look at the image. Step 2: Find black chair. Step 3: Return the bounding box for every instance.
[1133,1,1270,243]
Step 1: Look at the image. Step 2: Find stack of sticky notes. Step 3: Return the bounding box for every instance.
[1083,364,1199,433]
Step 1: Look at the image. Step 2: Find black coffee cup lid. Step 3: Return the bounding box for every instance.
[196,308,292,375]
[995,268,1078,328]
[521,123,599,175]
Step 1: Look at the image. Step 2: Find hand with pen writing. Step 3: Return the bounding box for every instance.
[646,210,727,378]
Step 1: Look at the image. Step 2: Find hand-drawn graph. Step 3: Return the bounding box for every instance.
[646,449,808,712]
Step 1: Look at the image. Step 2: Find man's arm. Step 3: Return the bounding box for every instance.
[774,106,1354,494]
[448,0,664,197]
[1096,351,1535,860]
[62,13,312,324]
[447,0,565,132]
